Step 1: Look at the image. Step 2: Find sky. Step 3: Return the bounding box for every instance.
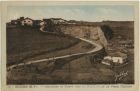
[7,5,134,22]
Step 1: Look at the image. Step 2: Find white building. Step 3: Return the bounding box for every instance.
[112,57,123,64]
[39,20,46,31]
[39,20,46,26]
[21,18,33,26]
[50,18,66,24]
[102,52,127,65]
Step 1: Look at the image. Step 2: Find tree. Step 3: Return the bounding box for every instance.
[100,25,114,40]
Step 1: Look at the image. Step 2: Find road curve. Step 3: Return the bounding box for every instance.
[7,37,103,70]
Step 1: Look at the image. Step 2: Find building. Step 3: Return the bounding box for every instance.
[21,17,33,26]
[39,20,46,26]
[102,52,127,66]
[7,17,25,27]
[112,57,123,64]
[67,20,77,24]
[39,19,55,32]
[39,20,46,31]
[50,18,67,24]
[11,20,18,25]
[110,52,127,64]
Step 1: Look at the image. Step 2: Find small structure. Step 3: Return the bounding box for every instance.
[39,20,46,26]
[11,20,18,25]
[112,57,123,64]
[39,19,49,31]
[39,19,55,32]
[7,17,24,27]
[21,17,33,26]
[50,18,67,24]
[102,52,127,66]
[67,20,77,24]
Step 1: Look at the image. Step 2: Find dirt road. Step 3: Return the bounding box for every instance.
[7,37,103,70]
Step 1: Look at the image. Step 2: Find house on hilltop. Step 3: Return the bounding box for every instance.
[21,17,33,26]
[39,19,56,32]
[7,17,24,27]
[11,20,18,25]
[49,18,67,24]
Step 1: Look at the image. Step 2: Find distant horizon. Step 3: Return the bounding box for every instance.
[7,16,134,23]
[7,5,134,22]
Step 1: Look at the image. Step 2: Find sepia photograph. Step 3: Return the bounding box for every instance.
[5,2,136,85]
[1,1,139,91]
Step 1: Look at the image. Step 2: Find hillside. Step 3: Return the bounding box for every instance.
[101,21,134,39]
[57,21,133,39]
[6,20,134,84]
[6,27,80,66]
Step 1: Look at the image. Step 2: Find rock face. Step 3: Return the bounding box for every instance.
[56,25,108,48]
[39,21,113,48]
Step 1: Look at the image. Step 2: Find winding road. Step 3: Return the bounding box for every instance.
[7,37,103,70]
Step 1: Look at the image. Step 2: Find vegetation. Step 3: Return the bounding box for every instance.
[100,25,114,40]
[6,27,80,66]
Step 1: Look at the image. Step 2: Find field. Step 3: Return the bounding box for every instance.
[7,51,134,84]
[6,27,80,66]
[7,26,96,84]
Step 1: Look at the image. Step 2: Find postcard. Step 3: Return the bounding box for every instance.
[1,1,139,91]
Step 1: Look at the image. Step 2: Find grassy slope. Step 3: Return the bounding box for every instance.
[6,27,79,66]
